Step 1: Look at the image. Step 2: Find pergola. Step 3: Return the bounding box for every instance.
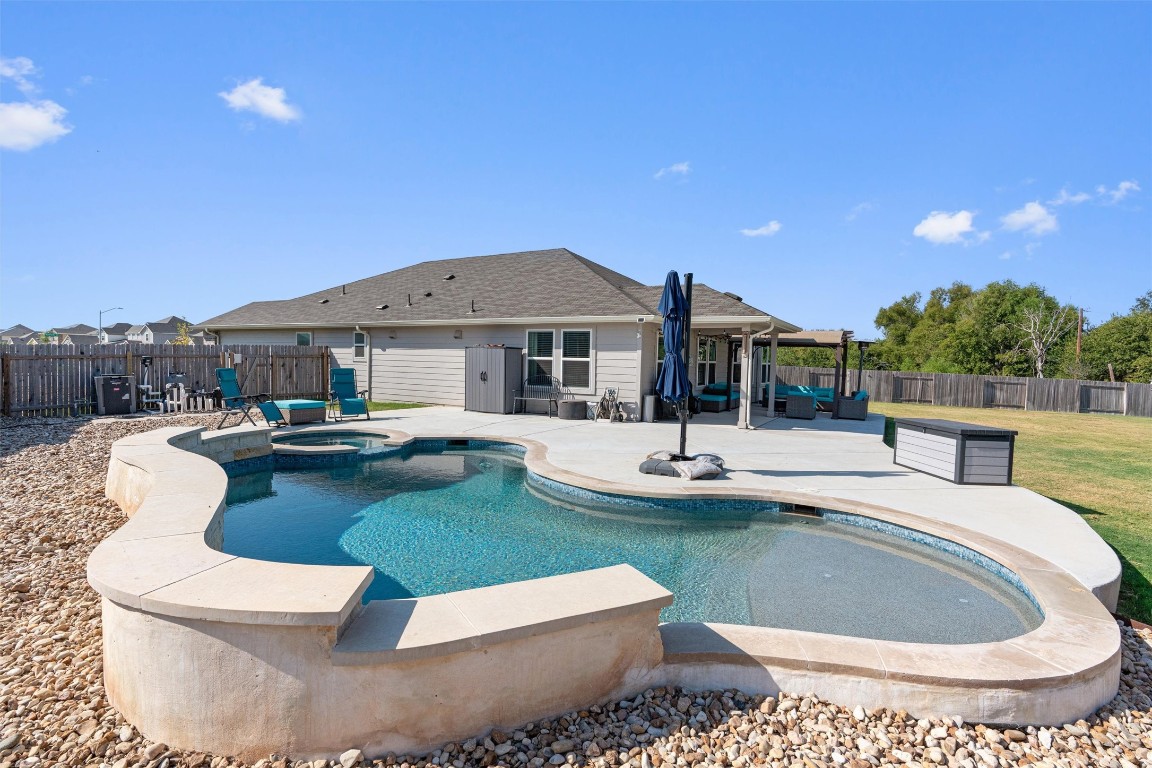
[720,329,858,425]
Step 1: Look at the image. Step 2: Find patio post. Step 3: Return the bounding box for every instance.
[766,335,778,416]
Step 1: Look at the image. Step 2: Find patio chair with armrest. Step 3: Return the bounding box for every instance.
[330,368,370,421]
[514,374,566,417]
[836,390,870,420]
[215,367,267,429]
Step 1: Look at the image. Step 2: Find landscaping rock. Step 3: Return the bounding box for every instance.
[1,413,1151,768]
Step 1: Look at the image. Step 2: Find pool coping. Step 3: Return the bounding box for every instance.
[90,422,1120,725]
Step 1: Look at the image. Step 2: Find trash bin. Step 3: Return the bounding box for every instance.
[643,395,657,422]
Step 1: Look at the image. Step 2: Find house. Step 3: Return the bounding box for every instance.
[198,248,801,420]
[124,316,206,345]
[0,324,37,344]
[99,322,134,344]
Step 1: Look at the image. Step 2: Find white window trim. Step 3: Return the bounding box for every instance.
[353,331,367,360]
[697,337,717,387]
[560,328,595,395]
[296,331,313,346]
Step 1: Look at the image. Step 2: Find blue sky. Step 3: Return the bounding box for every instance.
[2,2,1149,337]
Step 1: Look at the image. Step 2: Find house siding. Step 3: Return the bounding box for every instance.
[218,323,645,414]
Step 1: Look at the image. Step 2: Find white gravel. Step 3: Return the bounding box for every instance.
[1,415,1150,768]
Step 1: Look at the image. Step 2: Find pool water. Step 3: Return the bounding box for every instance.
[223,445,1043,644]
[272,432,394,452]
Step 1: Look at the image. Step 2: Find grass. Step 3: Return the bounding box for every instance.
[870,402,1152,623]
[366,401,429,412]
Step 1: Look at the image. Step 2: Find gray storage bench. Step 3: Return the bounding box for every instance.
[893,418,1017,485]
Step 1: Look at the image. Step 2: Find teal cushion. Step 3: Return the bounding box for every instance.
[855,390,868,400]
[274,399,326,410]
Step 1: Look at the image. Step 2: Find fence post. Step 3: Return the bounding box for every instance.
[270,350,276,400]
[321,347,330,400]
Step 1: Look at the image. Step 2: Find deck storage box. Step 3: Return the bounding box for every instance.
[893,418,1017,485]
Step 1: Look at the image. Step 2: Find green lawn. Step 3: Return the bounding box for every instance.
[870,402,1152,623]
[366,401,429,412]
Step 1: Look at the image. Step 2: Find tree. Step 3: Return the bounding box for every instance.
[1016,305,1077,378]
[172,321,193,346]
[1077,295,1152,383]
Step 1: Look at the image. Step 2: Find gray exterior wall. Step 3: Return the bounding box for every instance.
[218,322,647,416]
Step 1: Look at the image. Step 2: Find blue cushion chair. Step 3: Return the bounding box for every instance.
[330,368,370,421]
[215,367,263,429]
[837,390,870,420]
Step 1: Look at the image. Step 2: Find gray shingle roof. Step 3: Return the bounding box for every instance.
[101,322,133,334]
[198,249,775,328]
[0,324,36,338]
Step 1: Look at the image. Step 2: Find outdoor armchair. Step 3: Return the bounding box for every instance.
[214,367,266,429]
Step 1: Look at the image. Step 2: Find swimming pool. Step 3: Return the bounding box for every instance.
[223,441,1043,644]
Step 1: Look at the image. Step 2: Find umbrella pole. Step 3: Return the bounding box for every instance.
[679,273,693,458]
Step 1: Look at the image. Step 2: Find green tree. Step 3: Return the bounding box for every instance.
[172,321,193,346]
[1077,294,1152,383]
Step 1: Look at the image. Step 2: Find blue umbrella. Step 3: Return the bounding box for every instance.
[655,270,694,458]
[655,271,691,403]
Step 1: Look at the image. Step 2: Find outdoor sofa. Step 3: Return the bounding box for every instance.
[699,382,739,412]
[764,384,836,410]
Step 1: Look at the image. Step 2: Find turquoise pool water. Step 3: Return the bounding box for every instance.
[272,432,394,452]
[223,444,1043,643]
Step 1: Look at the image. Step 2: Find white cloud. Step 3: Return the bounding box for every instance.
[1025,242,1041,256]
[654,161,690,180]
[0,100,71,151]
[0,57,72,151]
[1000,201,1058,236]
[845,202,873,222]
[1048,188,1091,206]
[912,210,977,245]
[999,251,1013,260]
[0,56,39,95]
[219,78,302,123]
[1096,180,1141,203]
[740,221,782,237]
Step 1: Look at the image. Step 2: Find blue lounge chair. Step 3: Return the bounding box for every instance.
[215,367,264,429]
[257,400,289,427]
[330,368,370,421]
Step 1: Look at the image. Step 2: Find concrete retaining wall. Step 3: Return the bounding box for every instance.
[90,424,1121,760]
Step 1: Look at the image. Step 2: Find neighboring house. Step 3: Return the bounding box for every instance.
[0,324,36,344]
[199,249,800,419]
[60,332,101,345]
[99,322,134,344]
[125,316,197,345]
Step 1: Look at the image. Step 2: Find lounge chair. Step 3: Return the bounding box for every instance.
[330,368,370,421]
[256,400,289,427]
[215,368,264,429]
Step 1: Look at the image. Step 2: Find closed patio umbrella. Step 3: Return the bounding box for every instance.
[655,270,693,459]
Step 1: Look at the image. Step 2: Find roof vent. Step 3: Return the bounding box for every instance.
[318,299,329,304]
[723,292,743,302]
[407,293,412,307]
[443,274,455,280]
[469,299,477,313]
[376,304,389,310]
[424,291,433,298]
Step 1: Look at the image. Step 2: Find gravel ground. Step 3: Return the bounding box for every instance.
[1,416,1150,768]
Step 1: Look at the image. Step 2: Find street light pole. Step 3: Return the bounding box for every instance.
[99,306,123,343]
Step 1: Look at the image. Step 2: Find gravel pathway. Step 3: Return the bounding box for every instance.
[1,416,1149,768]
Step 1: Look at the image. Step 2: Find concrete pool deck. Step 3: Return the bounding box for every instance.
[88,410,1124,759]
[315,405,1120,609]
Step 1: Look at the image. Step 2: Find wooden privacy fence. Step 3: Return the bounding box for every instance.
[775,365,1152,418]
[0,344,331,416]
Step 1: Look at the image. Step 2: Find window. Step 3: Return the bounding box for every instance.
[697,338,717,385]
[353,331,366,359]
[296,332,313,346]
[526,330,554,380]
[561,330,591,389]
